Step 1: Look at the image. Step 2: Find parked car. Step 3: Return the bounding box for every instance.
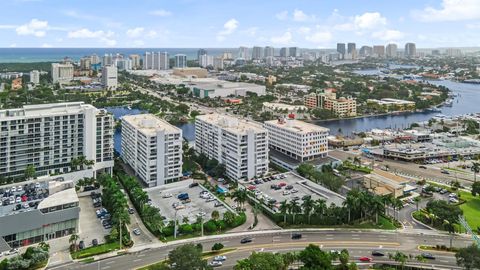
[162,193,173,198]
[7,249,19,255]
[92,239,98,246]
[419,165,427,169]
[285,185,293,190]
[133,228,141,235]
[79,241,85,250]
[189,183,199,188]
[208,261,222,267]
[128,208,135,214]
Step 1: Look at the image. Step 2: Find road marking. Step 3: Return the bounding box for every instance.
[137,254,146,257]
[326,237,334,240]
[105,261,115,264]
[101,267,111,270]
[326,234,334,237]
[133,259,142,262]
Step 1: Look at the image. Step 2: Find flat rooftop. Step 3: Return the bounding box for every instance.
[189,78,264,90]
[263,102,307,110]
[264,119,329,134]
[122,114,181,136]
[197,114,265,134]
[38,188,78,209]
[0,102,100,119]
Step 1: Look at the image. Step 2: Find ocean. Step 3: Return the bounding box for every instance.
[0,48,237,63]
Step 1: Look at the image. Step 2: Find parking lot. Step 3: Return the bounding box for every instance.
[0,181,49,217]
[146,180,232,224]
[78,195,111,248]
[244,172,345,212]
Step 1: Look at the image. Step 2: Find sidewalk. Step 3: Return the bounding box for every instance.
[225,197,281,232]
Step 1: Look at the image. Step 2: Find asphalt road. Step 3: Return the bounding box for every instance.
[49,229,472,270]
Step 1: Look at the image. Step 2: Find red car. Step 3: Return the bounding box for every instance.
[359,257,372,262]
[247,185,256,190]
[278,182,287,187]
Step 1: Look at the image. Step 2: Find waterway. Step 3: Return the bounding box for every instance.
[105,76,480,153]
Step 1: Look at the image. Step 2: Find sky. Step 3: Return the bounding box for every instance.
[0,0,479,48]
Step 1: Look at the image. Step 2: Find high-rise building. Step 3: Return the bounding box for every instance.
[199,54,214,68]
[115,58,132,71]
[80,57,91,70]
[289,47,299,58]
[51,63,74,84]
[446,48,462,57]
[238,46,249,60]
[195,114,269,181]
[90,54,100,65]
[373,45,385,58]
[197,49,207,62]
[264,118,329,162]
[102,54,113,66]
[279,47,288,58]
[143,52,152,69]
[252,46,263,60]
[347,43,356,59]
[174,54,187,68]
[359,46,373,57]
[29,70,40,85]
[102,65,118,90]
[386,44,398,59]
[264,46,274,58]
[404,43,416,58]
[121,114,183,187]
[337,43,346,59]
[213,57,224,70]
[0,102,114,179]
[129,54,141,69]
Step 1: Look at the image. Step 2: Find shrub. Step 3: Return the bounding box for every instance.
[204,220,217,233]
[212,243,224,251]
[180,224,193,234]
[162,226,174,237]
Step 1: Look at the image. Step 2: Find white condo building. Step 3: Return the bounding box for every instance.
[174,54,187,68]
[121,114,183,187]
[264,118,329,162]
[51,63,74,84]
[102,65,118,90]
[0,102,114,180]
[29,70,40,85]
[195,114,269,181]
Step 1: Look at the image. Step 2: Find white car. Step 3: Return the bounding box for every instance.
[208,261,222,267]
[282,190,290,195]
[7,249,19,255]
[10,187,16,192]
[214,255,227,261]
[162,193,173,198]
[133,228,141,235]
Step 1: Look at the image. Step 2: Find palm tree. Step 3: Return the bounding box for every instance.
[471,162,480,182]
[381,194,393,217]
[69,234,79,252]
[38,241,50,251]
[279,200,289,224]
[302,196,315,224]
[232,189,247,210]
[393,251,408,270]
[313,199,327,220]
[289,200,301,224]
[343,193,358,223]
[353,157,361,167]
[413,196,421,211]
[447,156,452,168]
[371,196,384,224]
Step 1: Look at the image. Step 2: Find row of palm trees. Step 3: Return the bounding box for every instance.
[70,155,95,171]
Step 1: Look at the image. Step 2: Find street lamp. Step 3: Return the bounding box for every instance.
[174,209,178,239]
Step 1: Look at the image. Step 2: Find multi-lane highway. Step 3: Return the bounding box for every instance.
[50,229,472,270]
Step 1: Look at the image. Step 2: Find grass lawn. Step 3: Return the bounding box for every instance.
[71,242,120,259]
[427,181,480,231]
[284,216,398,230]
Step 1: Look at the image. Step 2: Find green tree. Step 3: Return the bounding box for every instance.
[234,252,287,270]
[472,182,480,197]
[456,244,480,270]
[211,243,224,251]
[392,251,408,270]
[69,234,79,252]
[298,244,333,270]
[211,210,220,221]
[472,162,480,182]
[24,165,36,180]
[168,244,208,270]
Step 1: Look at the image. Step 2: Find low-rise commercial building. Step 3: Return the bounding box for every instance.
[262,102,308,119]
[195,114,269,181]
[367,98,416,111]
[0,178,79,252]
[304,90,357,117]
[121,114,183,187]
[363,169,414,198]
[189,79,266,98]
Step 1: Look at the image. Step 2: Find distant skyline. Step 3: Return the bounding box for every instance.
[0,0,479,48]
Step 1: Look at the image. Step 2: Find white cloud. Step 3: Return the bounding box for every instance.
[353,12,387,29]
[9,43,17,48]
[298,27,311,34]
[412,0,480,22]
[68,28,116,46]
[216,18,239,41]
[16,19,48,37]
[126,27,144,38]
[275,10,288,20]
[68,28,112,38]
[293,9,315,22]
[372,29,405,41]
[270,31,293,45]
[146,30,158,38]
[305,30,332,43]
[149,9,172,17]
[41,43,52,48]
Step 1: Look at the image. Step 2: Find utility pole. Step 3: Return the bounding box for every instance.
[201,209,204,237]
[119,219,122,249]
[174,209,178,239]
